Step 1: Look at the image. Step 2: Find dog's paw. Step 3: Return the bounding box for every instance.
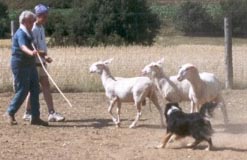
[186,143,194,147]
[205,146,213,151]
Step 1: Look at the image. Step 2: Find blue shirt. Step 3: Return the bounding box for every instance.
[11,28,35,69]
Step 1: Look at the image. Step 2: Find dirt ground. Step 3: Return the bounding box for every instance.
[0,90,247,160]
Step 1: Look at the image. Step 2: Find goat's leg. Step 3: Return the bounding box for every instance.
[150,92,165,127]
[116,100,121,127]
[195,103,199,112]
[190,101,195,113]
[129,103,142,128]
[108,98,118,125]
[216,95,229,124]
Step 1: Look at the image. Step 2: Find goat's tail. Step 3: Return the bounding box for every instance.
[200,102,218,118]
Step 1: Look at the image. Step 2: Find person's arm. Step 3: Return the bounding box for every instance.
[20,45,37,56]
[44,55,53,63]
[18,32,37,56]
[42,27,52,62]
[32,28,39,49]
[32,27,46,57]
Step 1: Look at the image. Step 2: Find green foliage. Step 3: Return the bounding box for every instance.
[0,0,73,9]
[45,10,69,46]
[173,1,213,34]
[3,0,247,42]
[0,1,9,38]
[61,0,160,46]
[150,4,178,21]
[220,0,247,36]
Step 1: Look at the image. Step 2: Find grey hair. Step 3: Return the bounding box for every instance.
[19,10,36,24]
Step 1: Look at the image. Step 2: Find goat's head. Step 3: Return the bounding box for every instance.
[89,58,113,74]
[177,63,197,81]
[141,58,164,76]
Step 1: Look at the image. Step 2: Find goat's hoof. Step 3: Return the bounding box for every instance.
[116,122,120,128]
[155,144,164,149]
[129,124,136,129]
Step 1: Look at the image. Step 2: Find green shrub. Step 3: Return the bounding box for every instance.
[0,0,73,9]
[52,0,161,46]
[173,1,213,34]
[0,1,9,38]
[205,3,223,35]
[220,0,247,36]
[46,10,70,46]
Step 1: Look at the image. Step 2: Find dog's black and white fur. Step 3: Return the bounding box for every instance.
[157,102,217,150]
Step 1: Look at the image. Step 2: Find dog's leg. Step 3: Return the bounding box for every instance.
[205,138,213,151]
[129,102,142,128]
[186,140,201,148]
[108,97,118,125]
[156,133,173,149]
[168,134,183,143]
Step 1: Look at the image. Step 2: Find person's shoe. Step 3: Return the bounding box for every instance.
[31,117,49,126]
[4,112,17,125]
[23,112,32,121]
[48,112,65,122]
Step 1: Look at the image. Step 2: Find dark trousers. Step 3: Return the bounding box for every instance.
[7,66,40,117]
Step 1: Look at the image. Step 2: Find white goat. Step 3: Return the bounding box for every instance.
[177,63,229,124]
[141,58,191,103]
[89,58,165,128]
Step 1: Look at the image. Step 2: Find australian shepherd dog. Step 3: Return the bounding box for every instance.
[157,102,217,151]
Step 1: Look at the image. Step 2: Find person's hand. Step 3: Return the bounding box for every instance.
[32,50,38,56]
[38,50,46,57]
[45,56,53,63]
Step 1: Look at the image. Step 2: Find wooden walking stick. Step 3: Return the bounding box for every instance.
[32,43,73,107]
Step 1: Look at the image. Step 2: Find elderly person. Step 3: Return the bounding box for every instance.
[6,10,48,126]
[23,4,65,122]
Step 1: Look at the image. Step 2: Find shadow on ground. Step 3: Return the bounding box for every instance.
[214,123,247,134]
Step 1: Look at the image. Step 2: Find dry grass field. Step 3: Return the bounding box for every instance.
[1,38,247,92]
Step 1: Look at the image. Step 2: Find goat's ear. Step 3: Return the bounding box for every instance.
[157,57,165,65]
[186,65,196,71]
[153,64,159,68]
[150,63,159,68]
[104,58,114,64]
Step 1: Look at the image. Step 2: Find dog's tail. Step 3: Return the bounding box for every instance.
[200,102,218,118]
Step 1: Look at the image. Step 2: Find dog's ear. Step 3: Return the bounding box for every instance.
[165,103,177,119]
[173,103,179,107]
[168,103,179,107]
[173,103,183,111]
